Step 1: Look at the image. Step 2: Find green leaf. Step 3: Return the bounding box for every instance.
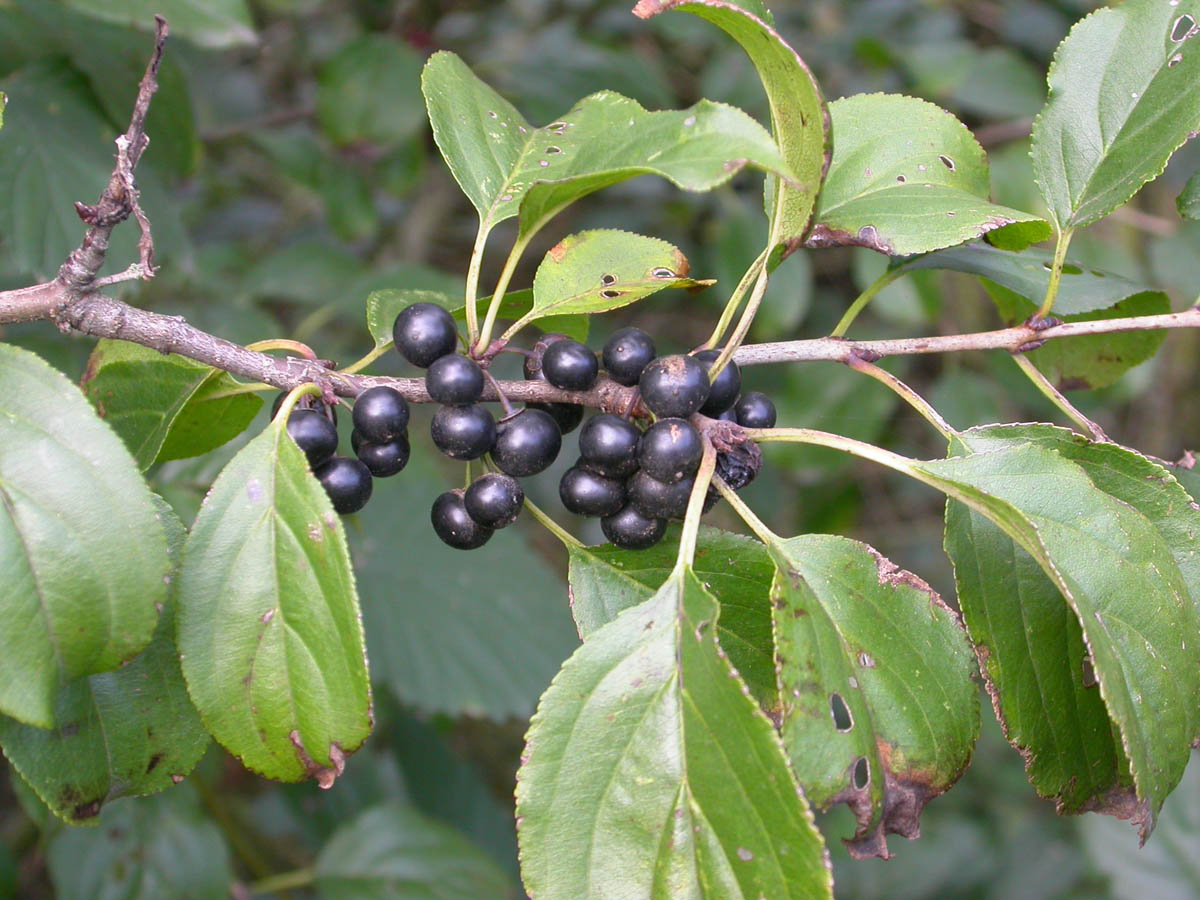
[317,35,425,148]
[0,344,168,728]
[633,0,829,250]
[1031,0,1200,231]
[61,0,255,48]
[915,440,1200,836]
[517,567,832,900]
[808,94,1049,257]
[1178,170,1200,220]
[351,445,578,719]
[767,534,979,859]
[0,498,208,824]
[315,804,517,900]
[530,229,710,321]
[567,526,779,711]
[81,340,262,470]
[47,785,233,900]
[421,50,795,248]
[176,417,371,784]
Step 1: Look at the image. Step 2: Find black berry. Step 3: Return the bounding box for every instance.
[355,434,410,478]
[639,354,710,419]
[735,391,777,429]
[559,465,626,517]
[695,349,742,416]
[602,327,656,386]
[601,504,666,550]
[353,386,410,442]
[426,354,484,406]
[286,409,339,468]
[527,401,585,435]
[431,405,497,460]
[393,302,458,367]
[638,418,703,483]
[542,339,599,391]
[315,457,373,514]
[464,473,525,529]
[431,490,493,550]
[577,414,641,478]
[492,408,562,477]
[715,443,761,491]
[628,469,694,520]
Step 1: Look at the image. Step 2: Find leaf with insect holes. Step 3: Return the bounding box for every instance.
[176,417,371,785]
[1032,0,1200,231]
[807,95,1049,257]
[634,0,829,252]
[528,229,710,324]
[421,50,798,247]
[517,567,832,900]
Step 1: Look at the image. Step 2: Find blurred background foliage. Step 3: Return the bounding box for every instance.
[0,0,1197,896]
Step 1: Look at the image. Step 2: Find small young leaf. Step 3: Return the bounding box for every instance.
[176,417,371,785]
[0,344,168,728]
[530,229,710,321]
[807,94,1049,256]
[517,568,832,899]
[315,804,517,900]
[1032,0,1200,231]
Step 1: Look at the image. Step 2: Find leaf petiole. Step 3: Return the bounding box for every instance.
[830,266,908,338]
[475,231,535,356]
[1035,228,1074,320]
[272,382,323,423]
[524,497,584,550]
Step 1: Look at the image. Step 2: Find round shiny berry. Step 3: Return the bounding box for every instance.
[355,434,410,478]
[628,470,694,520]
[393,302,458,367]
[527,401,584,435]
[735,391,777,429]
[492,409,562,477]
[602,327,656,386]
[316,457,373,514]
[639,354,710,419]
[638,418,703,484]
[559,465,626,517]
[695,349,742,416]
[464,473,524,529]
[542,339,598,391]
[287,409,338,468]
[431,404,497,460]
[426,354,484,406]
[578,414,641,478]
[353,386,410,442]
[601,504,666,550]
[431,490,493,550]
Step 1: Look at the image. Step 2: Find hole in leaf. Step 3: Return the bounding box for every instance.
[939,155,955,171]
[651,267,676,279]
[947,211,957,217]
[547,121,568,134]
[600,289,622,299]
[896,175,907,183]
[1082,655,1098,688]
[538,160,550,168]
[1171,14,1196,42]
[600,273,617,286]
[1043,262,1083,275]
[487,110,498,119]
[1169,52,1184,67]
[830,693,853,732]
[546,146,562,154]
[853,757,870,790]
[857,651,875,668]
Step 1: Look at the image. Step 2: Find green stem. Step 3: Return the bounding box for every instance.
[676,441,717,568]
[463,225,489,346]
[749,426,918,476]
[474,231,534,356]
[830,267,907,338]
[338,343,391,375]
[246,868,315,897]
[712,477,777,546]
[273,383,322,423]
[1036,228,1074,320]
[497,308,539,346]
[1012,353,1110,442]
[846,355,957,440]
[711,259,771,378]
[524,497,584,549]
[703,248,769,350]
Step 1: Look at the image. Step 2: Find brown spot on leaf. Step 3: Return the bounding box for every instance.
[1057,377,1093,391]
[146,753,163,774]
[548,240,568,263]
[803,223,896,256]
[289,731,346,789]
[839,741,942,860]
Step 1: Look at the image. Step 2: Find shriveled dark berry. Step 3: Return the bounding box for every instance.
[578,413,640,479]
[431,490,493,550]
[601,504,666,550]
[639,354,710,418]
[431,404,497,460]
[287,409,339,468]
[735,391,777,429]
[695,349,742,416]
[356,434,410,478]
[559,465,626,517]
[464,473,524,529]
[542,339,599,391]
[527,401,584,435]
[315,457,373,514]
[602,327,656,386]
[492,408,562,477]
[715,443,762,491]
[393,302,458,367]
[638,418,703,484]
[628,469,694,520]
[353,386,410,442]
[426,354,484,405]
